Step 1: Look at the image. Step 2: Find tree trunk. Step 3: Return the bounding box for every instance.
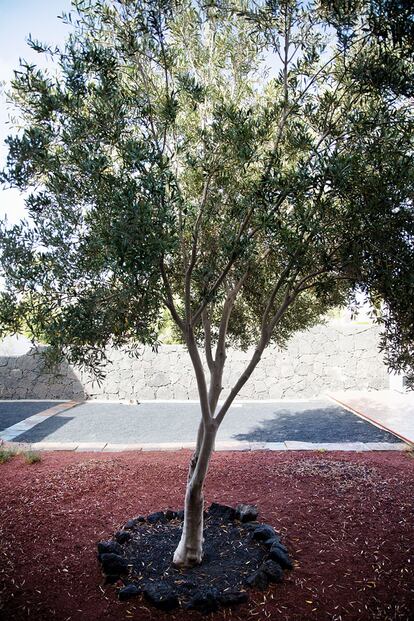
[173,421,217,567]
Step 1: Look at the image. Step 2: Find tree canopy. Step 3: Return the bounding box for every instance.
[1,0,413,386]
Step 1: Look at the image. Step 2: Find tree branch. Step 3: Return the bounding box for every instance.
[214,288,293,426]
[185,175,213,321]
[201,309,214,373]
[160,257,184,332]
[191,204,255,326]
[207,271,249,413]
[186,326,214,426]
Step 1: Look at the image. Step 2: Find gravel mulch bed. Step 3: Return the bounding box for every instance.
[0,450,413,620]
[98,502,292,613]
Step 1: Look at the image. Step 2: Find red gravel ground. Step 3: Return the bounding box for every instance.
[0,450,413,621]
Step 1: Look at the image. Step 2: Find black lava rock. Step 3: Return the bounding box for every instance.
[97,540,122,559]
[245,570,269,590]
[264,535,281,547]
[219,591,249,607]
[165,509,178,520]
[144,583,179,611]
[208,503,236,521]
[124,516,146,529]
[187,589,220,614]
[269,543,293,569]
[252,524,277,542]
[118,584,140,601]
[244,521,260,530]
[115,530,132,544]
[261,559,284,583]
[122,515,145,530]
[235,504,258,523]
[101,507,292,613]
[100,553,129,576]
[147,511,167,524]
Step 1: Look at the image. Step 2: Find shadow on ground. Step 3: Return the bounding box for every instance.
[14,414,76,443]
[0,401,58,432]
[233,406,400,443]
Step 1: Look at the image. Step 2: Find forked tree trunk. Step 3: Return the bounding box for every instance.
[171,316,271,567]
[173,421,217,567]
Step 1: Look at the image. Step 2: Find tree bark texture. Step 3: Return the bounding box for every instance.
[173,421,217,567]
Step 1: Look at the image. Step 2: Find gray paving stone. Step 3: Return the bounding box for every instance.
[103,443,143,452]
[249,441,270,450]
[140,442,185,451]
[30,442,79,451]
[75,442,108,451]
[284,441,370,451]
[364,442,409,451]
[262,442,287,451]
[215,441,251,451]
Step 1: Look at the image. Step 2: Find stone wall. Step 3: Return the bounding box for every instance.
[0,321,388,401]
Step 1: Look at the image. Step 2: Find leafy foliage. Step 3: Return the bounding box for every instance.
[1,0,413,387]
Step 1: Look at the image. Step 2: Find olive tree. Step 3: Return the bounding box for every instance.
[1,0,413,567]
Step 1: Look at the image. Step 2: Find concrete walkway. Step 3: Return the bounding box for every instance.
[0,398,410,452]
[330,390,414,446]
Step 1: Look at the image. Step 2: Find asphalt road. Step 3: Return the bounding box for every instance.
[0,399,400,444]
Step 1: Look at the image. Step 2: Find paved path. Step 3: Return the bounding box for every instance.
[330,390,414,445]
[0,401,58,432]
[0,398,408,451]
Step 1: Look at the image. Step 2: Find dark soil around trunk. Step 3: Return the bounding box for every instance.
[98,504,291,614]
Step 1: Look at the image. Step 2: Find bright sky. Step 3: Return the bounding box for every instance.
[0,0,72,225]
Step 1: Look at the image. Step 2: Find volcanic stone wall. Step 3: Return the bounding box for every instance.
[0,322,388,400]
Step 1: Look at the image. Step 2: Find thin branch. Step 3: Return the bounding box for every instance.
[186,327,213,426]
[214,261,339,427]
[207,271,249,413]
[156,8,171,154]
[264,32,370,179]
[191,204,255,326]
[213,242,360,428]
[264,5,292,177]
[260,256,297,330]
[160,257,184,331]
[185,174,213,321]
[202,309,214,373]
[215,271,248,365]
[214,289,293,426]
[246,189,290,242]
